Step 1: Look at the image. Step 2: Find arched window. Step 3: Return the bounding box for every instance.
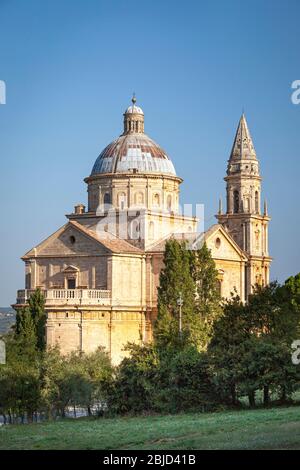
[103,192,111,209]
[118,192,126,210]
[255,191,259,213]
[233,190,239,213]
[245,198,250,212]
[167,195,172,211]
[104,192,110,204]
[153,193,160,207]
[134,191,144,206]
[129,220,140,239]
[255,225,260,250]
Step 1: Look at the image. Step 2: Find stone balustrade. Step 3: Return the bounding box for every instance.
[16,289,111,306]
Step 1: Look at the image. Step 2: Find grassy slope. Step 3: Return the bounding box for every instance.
[1,406,300,450]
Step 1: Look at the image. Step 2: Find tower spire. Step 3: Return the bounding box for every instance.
[216,113,271,298]
[229,113,257,162]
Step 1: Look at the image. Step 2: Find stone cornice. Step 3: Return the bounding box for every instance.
[84,173,183,184]
[217,213,271,222]
[224,175,262,182]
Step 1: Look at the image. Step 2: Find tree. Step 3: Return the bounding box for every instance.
[208,294,252,406]
[16,307,37,358]
[39,348,113,419]
[156,346,219,413]
[191,242,222,347]
[284,272,300,303]
[28,288,46,351]
[246,281,300,404]
[77,348,113,415]
[242,339,299,406]
[39,347,62,420]
[209,280,300,407]
[15,288,46,351]
[107,343,159,414]
[154,239,201,351]
[283,273,300,337]
[0,332,41,423]
[39,350,88,418]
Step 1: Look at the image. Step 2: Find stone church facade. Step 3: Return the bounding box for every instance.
[14,97,271,364]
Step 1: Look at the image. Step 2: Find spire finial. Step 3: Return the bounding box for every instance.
[264,199,268,216]
[132,92,136,105]
[218,197,223,215]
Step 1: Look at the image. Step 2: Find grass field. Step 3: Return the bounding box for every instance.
[1,406,300,450]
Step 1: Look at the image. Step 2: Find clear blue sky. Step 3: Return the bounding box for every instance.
[0,0,299,306]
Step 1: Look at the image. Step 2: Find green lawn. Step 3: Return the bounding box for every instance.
[1,406,300,450]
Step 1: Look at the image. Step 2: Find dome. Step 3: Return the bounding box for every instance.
[91,133,176,175]
[125,104,144,115]
[91,96,176,176]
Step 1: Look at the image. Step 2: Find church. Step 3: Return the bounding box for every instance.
[14,97,272,364]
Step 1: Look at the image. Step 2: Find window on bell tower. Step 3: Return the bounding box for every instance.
[255,191,259,214]
[233,190,239,213]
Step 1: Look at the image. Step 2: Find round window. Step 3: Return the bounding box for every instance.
[215,237,221,249]
[69,235,76,244]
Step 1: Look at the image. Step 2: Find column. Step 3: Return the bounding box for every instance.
[92,266,96,288]
[31,259,37,289]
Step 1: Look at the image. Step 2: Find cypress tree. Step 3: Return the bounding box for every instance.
[15,288,46,351]
[191,242,222,347]
[154,239,201,350]
[28,288,46,351]
[15,307,38,360]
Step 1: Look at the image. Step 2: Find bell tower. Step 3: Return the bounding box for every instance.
[216,114,271,298]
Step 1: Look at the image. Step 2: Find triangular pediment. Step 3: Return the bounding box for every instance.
[63,265,79,273]
[204,225,247,262]
[146,225,247,263]
[22,222,112,258]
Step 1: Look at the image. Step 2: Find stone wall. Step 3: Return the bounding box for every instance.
[46,309,146,365]
[35,256,107,289]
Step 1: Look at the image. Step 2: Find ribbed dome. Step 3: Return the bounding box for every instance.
[91,133,176,175]
[91,96,176,176]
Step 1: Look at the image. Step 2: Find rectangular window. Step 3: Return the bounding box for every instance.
[67,278,76,289]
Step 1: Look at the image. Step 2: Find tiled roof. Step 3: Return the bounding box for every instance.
[69,220,143,254]
[91,132,176,176]
[146,224,247,260]
[147,231,205,252]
